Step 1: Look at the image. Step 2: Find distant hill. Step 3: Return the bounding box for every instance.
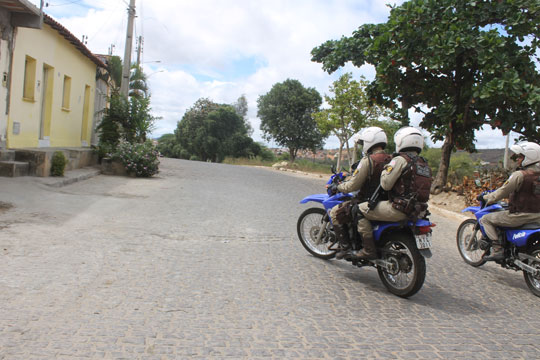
[461,149,506,166]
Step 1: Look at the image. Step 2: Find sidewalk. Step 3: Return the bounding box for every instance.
[33,166,102,188]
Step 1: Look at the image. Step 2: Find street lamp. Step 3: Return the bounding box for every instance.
[147,70,165,78]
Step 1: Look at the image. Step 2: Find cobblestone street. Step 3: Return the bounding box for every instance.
[1,158,539,359]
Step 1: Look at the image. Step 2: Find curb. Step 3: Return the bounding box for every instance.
[41,167,102,188]
[428,203,470,222]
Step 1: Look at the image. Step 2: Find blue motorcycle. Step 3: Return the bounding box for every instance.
[456,192,540,297]
[296,172,434,298]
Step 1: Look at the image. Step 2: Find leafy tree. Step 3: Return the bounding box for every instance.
[371,119,402,154]
[175,98,259,162]
[127,96,158,142]
[314,73,390,170]
[97,92,129,148]
[233,94,253,136]
[257,79,324,162]
[423,148,478,185]
[129,64,149,99]
[97,92,157,147]
[107,56,123,90]
[156,133,178,157]
[312,0,540,194]
[174,98,220,159]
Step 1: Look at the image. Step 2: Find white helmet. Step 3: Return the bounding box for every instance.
[394,126,424,153]
[354,126,387,153]
[510,142,540,167]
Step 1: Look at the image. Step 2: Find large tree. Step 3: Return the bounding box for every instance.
[314,73,390,171]
[312,0,540,193]
[233,94,253,136]
[175,98,260,162]
[257,79,324,162]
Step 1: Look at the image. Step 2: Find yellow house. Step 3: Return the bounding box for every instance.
[7,13,106,149]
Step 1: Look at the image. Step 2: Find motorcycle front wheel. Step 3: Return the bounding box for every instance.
[377,233,426,298]
[456,219,487,267]
[296,207,336,260]
[523,244,540,298]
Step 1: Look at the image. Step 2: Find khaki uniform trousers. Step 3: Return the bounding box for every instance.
[480,211,540,241]
[357,201,408,240]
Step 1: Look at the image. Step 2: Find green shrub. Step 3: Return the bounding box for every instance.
[114,141,160,177]
[277,152,290,161]
[93,142,115,162]
[258,146,277,162]
[423,148,480,184]
[223,156,275,167]
[189,155,200,161]
[50,151,67,177]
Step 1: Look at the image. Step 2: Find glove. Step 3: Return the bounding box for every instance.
[476,194,485,203]
[327,183,339,196]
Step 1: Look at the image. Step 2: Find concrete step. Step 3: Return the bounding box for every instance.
[0,150,15,161]
[0,160,29,177]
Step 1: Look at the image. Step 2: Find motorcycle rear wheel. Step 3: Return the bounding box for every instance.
[377,233,426,298]
[523,244,540,298]
[297,207,336,260]
[456,219,487,267]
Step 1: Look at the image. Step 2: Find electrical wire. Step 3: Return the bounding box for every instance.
[47,0,84,6]
[87,0,124,43]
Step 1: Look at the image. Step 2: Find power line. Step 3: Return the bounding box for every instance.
[46,0,84,7]
[87,0,124,43]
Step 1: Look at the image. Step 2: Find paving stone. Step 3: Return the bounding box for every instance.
[1,158,540,359]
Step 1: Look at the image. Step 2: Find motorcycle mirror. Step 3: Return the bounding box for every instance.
[331,165,336,174]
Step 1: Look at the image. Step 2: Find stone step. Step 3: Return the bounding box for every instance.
[0,160,29,177]
[0,150,15,161]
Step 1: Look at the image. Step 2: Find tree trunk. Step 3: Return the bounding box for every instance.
[289,148,297,163]
[431,135,454,195]
[344,140,352,172]
[336,143,344,171]
[351,143,358,167]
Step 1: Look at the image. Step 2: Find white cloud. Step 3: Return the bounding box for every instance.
[28,0,514,149]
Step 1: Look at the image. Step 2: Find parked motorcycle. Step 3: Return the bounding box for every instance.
[296,172,434,298]
[456,191,540,297]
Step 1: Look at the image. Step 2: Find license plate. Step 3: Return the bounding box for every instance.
[415,233,432,249]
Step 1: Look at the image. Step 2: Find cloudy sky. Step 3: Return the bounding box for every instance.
[29,0,518,149]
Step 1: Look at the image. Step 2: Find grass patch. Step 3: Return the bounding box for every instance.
[288,158,333,174]
[223,156,275,167]
[223,156,333,175]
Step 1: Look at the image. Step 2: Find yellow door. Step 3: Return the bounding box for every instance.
[80,85,91,145]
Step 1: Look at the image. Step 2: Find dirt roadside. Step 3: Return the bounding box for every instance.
[262,166,471,220]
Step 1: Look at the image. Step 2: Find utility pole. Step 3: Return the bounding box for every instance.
[136,36,143,67]
[503,132,510,170]
[120,0,136,97]
[39,0,44,27]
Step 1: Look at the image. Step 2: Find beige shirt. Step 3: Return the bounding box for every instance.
[484,163,540,205]
[337,149,386,194]
[380,153,416,191]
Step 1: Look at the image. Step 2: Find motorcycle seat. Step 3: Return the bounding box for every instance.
[511,223,540,230]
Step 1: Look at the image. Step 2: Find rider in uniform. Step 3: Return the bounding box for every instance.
[327,127,391,259]
[354,127,432,260]
[479,142,540,261]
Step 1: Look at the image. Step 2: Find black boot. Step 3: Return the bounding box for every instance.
[333,224,350,259]
[353,234,377,260]
[483,245,504,261]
